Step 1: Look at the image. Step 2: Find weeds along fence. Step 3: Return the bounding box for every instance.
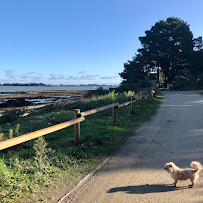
[0,89,157,151]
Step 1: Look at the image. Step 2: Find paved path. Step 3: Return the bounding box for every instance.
[59,91,203,203]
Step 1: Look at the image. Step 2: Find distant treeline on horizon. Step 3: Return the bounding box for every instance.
[0,83,112,87]
[0,83,51,86]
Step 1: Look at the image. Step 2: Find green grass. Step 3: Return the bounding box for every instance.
[0,90,163,202]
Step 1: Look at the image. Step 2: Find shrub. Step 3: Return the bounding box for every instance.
[0,159,14,200]
[197,72,203,87]
[172,77,189,89]
[0,133,4,141]
[9,129,13,139]
[14,124,20,137]
[33,136,52,174]
[84,87,109,98]
[0,110,23,124]
[116,80,151,93]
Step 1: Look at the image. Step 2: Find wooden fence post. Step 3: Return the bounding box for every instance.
[151,90,153,98]
[131,96,135,113]
[141,96,144,107]
[113,101,117,125]
[74,109,81,146]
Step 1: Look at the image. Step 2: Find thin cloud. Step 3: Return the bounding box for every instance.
[66,76,78,80]
[58,74,65,79]
[19,72,44,80]
[8,75,15,79]
[27,71,36,75]
[20,74,30,79]
[47,74,65,80]
[4,70,44,81]
[5,69,14,77]
[32,76,43,81]
[100,73,119,80]
[80,74,100,80]
[78,70,86,74]
[48,76,57,80]
[2,69,120,84]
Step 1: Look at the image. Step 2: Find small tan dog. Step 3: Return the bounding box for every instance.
[164,161,202,188]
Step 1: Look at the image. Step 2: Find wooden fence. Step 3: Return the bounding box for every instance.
[0,89,157,151]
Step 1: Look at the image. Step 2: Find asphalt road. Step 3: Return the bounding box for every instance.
[59,90,203,203]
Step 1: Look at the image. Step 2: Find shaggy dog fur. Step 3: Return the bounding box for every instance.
[164,161,202,187]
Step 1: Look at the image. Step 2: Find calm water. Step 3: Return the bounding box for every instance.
[0,85,117,92]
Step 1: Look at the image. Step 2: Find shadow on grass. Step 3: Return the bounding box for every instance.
[107,184,189,194]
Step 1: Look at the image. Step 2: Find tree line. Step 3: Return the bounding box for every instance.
[119,17,203,89]
[0,83,51,86]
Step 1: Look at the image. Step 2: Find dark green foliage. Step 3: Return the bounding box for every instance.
[119,54,148,84]
[138,17,193,85]
[33,137,52,174]
[0,109,23,124]
[84,87,109,98]
[197,72,203,87]
[119,17,203,89]
[116,80,151,92]
[172,77,189,89]
[186,37,203,79]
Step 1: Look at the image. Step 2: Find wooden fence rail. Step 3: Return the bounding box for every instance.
[0,117,85,151]
[0,89,157,150]
[80,102,119,117]
[117,95,143,108]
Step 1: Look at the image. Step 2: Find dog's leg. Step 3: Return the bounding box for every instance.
[189,181,194,188]
[174,180,177,187]
[190,174,198,188]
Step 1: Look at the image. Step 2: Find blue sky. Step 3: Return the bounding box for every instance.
[1,0,203,85]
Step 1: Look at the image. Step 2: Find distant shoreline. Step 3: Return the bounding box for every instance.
[0,85,117,93]
[0,84,117,87]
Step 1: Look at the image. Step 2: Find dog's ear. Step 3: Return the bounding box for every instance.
[169,162,175,168]
[168,164,174,172]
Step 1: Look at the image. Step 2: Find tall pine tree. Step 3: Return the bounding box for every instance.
[119,54,148,84]
[138,17,194,86]
[119,17,195,87]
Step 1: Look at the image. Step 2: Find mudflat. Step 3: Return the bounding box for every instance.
[0,90,86,99]
[0,90,86,115]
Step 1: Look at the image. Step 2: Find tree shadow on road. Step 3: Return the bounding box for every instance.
[107,184,189,194]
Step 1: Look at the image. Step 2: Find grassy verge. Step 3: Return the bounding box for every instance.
[0,90,163,202]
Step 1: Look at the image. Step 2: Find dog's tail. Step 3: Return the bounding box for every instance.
[190,161,202,174]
